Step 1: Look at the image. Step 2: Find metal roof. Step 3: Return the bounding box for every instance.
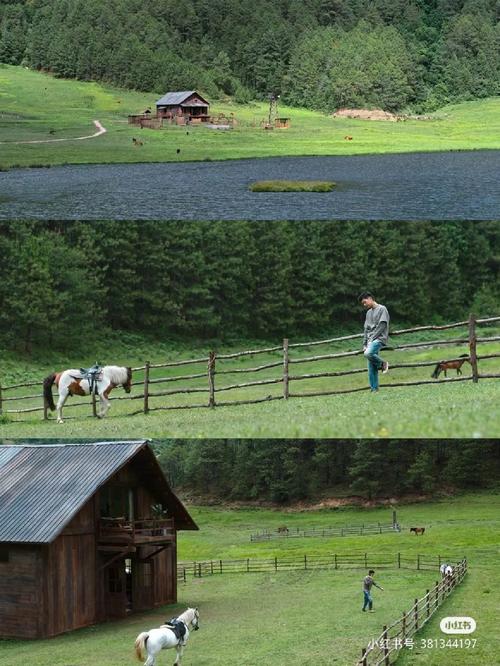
[0,441,197,544]
[156,90,209,106]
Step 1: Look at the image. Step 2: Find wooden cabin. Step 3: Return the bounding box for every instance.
[0,441,197,639]
[156,90,210,125]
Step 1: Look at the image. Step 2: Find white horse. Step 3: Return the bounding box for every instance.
[43,365,132,423]
[440,563,454,578]
[135,608,200,666]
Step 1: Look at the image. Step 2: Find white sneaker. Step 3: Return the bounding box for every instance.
[382,361,389,374]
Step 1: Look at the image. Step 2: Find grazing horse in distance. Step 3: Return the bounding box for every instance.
[431,354,469,379]
[43,365,132,423]
[135,608,200,666]
[410,527,425,535]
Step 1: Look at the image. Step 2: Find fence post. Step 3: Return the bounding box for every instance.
[434,581,439,611]
[417,554,420,570]
[208,351,216,408]
[468,313,479,383]
[398,552,401,569]
[426,590,430,618]
[335,553,338,570]
[220,559,222,574]
[91,389,97,418]
[183,567,186,583]
[361,648,367,666]
[283,338,290,399]
[304,554,307,570]
[43,381,49,420]
[275,556,278,572]
[402,610,407,642]
[143,361,150,414]
[383,625,389,665]
[0,382,2,417]
[414,598,419,631]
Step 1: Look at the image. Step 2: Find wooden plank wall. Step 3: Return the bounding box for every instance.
[42,499,97,637]
[0,544,42,638]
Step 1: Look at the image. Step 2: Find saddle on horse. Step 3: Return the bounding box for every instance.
[163,618,187,645]
[76,363,103,395]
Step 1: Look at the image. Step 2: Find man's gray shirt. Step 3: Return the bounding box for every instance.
[364,304,390,346]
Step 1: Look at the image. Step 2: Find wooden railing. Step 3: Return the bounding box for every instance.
[250,522,400,542]
[1,314,498,421]
[177,552,464,581]
[99,518,175,543]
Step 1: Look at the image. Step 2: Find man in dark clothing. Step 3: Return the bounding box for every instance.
[359,292,390,392]
[362,569,384,612]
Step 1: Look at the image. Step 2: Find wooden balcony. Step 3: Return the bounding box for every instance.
[98,518,175,549]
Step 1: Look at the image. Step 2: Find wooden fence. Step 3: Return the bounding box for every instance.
[250,522,400,542]
[357,557,468,665]
[1,313,499,421]
[176,552,463,583]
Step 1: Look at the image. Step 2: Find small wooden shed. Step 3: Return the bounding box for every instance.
[0,441,197,639]
[156,90,210,124]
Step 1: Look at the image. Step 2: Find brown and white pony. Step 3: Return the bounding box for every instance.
[43,365,132,423]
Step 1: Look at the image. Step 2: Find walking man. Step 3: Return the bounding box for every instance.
[359,292,390,392]
[362,569,384,612]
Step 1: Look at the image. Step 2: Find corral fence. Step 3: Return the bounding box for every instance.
[357,557,468,665]
[2,313,499,421]
[176,552,463,583]
[250,522,400,542]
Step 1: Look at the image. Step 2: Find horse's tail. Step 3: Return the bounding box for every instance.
[43,373,57,411]
[134,632,149,661]
[431,363,441,379]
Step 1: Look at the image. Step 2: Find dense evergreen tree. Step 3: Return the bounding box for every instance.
[153,439,500,503]
[1,0,498,111]
[0,220,497,352]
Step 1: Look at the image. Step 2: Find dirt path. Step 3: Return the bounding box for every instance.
[0,119,107,144]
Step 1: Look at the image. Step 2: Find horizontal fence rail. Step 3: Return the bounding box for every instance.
[250,522,400,542]
[357,558,468,666]
[176,552,464,582]
[1,314,498,421]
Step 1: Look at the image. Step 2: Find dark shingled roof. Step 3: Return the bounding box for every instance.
[156,90,209,106]
[0,441,197,544]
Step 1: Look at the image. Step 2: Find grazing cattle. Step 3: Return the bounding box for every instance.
[410,527,425,535]
[431,354,469,379]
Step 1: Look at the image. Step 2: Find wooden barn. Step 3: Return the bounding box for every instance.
[0,441,197,639]
[156,90,210,125]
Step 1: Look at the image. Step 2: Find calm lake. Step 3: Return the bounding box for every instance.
[0,151,499,220]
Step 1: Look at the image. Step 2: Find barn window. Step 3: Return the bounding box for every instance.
[0,547,9,562]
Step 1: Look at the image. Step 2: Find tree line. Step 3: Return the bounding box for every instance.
[1,0,498,112]
[0,221,498,353]
[154,439,500,502]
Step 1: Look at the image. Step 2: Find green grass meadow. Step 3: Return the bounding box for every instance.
[0,491,498,665]
[1,65,499,169]
[1,328,499,438]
